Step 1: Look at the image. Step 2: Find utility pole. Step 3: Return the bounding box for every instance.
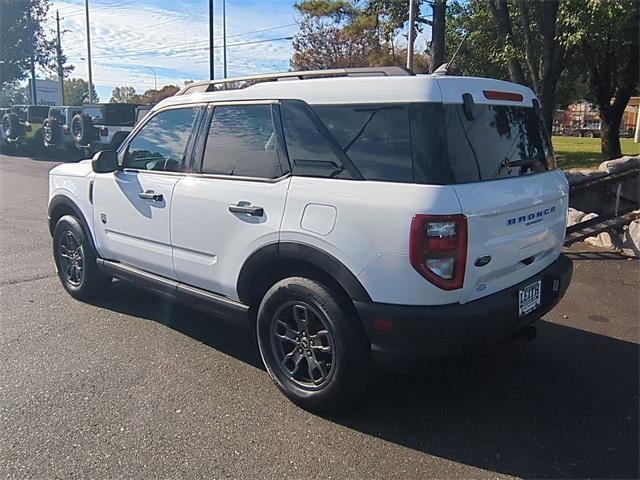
[406,0,415,72]
[209,0,214,80]
[56,10,65,104]
[222,0,227,78]
[85,0,94,103]
[27,1,38,105]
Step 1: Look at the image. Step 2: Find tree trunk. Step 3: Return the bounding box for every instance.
[488,0,525,84]
[430,0,446,72]
[600,117,623,161]
[599,95,631,160]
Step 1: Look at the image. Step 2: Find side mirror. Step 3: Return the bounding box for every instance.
[91,150,118,173]
[462,93,475,121]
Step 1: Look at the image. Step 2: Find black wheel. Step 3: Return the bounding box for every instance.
[585,131,594,138]
[53,215,108,300]
[256,277,372,412]
[71,113,95,145]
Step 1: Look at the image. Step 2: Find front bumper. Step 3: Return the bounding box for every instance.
[355,254,573,358]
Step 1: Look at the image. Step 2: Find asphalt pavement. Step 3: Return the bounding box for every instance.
[1,153,638,479]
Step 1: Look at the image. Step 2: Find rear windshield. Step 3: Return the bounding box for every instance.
[284,102,554,184]
[104,104,136,126]
[27,106,50,123]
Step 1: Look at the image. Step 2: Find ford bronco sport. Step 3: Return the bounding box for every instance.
[48,67,573,411]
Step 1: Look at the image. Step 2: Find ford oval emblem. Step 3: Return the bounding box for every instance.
[474,255,492,267]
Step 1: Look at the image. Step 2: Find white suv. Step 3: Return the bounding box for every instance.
[48,67,573,411]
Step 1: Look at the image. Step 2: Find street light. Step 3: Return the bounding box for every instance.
[144,66,158,90]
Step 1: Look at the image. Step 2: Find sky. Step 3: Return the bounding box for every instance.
[45,0,431,102]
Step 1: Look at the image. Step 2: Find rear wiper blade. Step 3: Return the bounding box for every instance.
[496,157,538,175]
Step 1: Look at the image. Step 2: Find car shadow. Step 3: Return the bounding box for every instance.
[89,281,639,479]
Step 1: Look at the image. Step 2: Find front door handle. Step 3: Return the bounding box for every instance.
[228,203,264,216]
[138,190,163,201]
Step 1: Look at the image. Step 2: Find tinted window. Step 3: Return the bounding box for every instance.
[201,104,284,178]
[27,106,49,123]
[410,103,450,184]
[124,107,199,171]
[280,101,349,179]
[313,104,412,182]
[104,104,136,126]
[442,104,550,183]
[83,107,103,124]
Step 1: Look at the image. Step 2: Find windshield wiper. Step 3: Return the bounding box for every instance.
[496,157,538,175]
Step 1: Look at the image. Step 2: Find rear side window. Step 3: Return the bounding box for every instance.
[280,101,350,179]
[201,104,284,179]
[312,104,413,183]
[123,107,199,171]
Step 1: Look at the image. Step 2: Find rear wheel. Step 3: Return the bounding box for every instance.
[53,215,108,300]
[256,277,372,412]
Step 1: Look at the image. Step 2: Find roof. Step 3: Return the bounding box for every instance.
[155,70,537,112]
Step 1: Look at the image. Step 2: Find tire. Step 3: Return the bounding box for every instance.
[71,113,96,145]
[2,113,24,140]
[256,277,372,412]
[585,131,594,138]
[572,131,582,137]
[43,118,60,146]
[53,215,108,301]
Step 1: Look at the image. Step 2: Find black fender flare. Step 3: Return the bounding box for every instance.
[48,194,98,255]
[236,242,371,305]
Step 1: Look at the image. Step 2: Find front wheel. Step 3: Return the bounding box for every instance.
[53,215,108,300]
[256,277,372,412]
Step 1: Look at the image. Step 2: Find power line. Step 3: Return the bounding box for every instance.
[70,36,293,60]
[65,23,296,59]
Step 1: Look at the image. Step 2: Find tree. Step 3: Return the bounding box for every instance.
[0,82,29,107]
[569,0,639,159]
[110,86,137,103]
[0,0,70,88]
[64,78,99,105]
[445,0,579,131]
[367,0,446,72]
[291,15,378,69]
[109,85,179,104]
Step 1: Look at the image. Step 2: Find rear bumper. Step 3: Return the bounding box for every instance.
[355,254,573,358]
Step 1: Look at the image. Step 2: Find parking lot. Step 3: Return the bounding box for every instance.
[1,153,638,479]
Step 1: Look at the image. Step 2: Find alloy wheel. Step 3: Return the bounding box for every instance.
[270,301,336,389]
[58,230,84,286]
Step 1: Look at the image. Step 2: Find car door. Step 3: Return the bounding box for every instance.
[171,102,290,300]
[92,105,201,278]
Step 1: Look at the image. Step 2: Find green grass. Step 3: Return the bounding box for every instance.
[552,136,640,170]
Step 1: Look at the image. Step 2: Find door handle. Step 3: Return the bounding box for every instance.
[228,203,264,216]
[138,190,163,201]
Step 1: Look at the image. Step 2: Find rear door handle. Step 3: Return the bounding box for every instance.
[228,204,264,216]
[138,190,163,201]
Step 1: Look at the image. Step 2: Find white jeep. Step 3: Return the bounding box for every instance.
[48,67,573,411]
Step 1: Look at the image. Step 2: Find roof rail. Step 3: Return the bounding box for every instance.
[176,66,412,96]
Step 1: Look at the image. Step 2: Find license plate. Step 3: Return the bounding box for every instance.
[519,280,542,316]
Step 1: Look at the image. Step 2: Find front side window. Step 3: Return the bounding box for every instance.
[123,107,199,172]
[201,104,284,179]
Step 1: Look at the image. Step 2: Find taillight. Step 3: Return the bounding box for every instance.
[24,123,32,132]
[99,127,108,137]
[409,214,467,290]
[63,126,70,135]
